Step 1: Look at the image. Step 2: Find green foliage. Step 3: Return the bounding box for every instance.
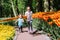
[23,20,28,27]
[32,18,60,40]
[32,18,51,31]
[0,0,60,17]
[0,21,15,26]
[0,0,13,17]
[18,0,26,13]
[0,20,28,27]
[32,18,42,30]
[32,0,37,12]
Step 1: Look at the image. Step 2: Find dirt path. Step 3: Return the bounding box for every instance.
[13,28,51,40]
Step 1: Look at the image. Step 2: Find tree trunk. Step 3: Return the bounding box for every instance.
[44,0,49,12]
[10,0,16,17]
[50,0,54,12]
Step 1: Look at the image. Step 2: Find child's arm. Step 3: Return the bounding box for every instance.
[25,12,27,16]
[22,19,24,22]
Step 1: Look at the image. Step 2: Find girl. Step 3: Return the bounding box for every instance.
[25,6,33,33]
[15,14,24,32]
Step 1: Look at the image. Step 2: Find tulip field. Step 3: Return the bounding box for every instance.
[32,11,60,26]
[0,11,60,40]
[1,0,60,40]
[32,11,60,40]
[1,11,60,27]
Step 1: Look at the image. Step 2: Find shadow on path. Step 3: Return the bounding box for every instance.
[13,27,51,40]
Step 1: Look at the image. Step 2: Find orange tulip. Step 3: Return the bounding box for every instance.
[48,22,53,25]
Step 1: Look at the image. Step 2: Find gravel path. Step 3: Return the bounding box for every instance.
[13,28,51,40]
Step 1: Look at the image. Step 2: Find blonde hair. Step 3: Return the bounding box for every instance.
[27,6,31,10]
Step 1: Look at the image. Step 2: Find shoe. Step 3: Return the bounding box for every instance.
[28,31,30,33]
[21,31,23,33]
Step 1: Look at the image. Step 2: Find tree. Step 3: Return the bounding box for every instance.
[50,0,54,12]
[37,0,43,12]
[0,0,3,17]
[53,0,58,11]
[10,0,17,17]
[43,0,49,12]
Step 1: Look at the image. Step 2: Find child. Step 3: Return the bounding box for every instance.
[25,6,33,33]
[15,14,24,32]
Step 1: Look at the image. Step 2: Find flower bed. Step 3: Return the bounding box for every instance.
[32,11,60,26]
[0,11,60,26]
[32,18,60,40]
[32,11,60,40]
[0,11,60,40]
[0,25,15,40]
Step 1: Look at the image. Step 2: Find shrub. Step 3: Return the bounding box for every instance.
[32,18,60,40]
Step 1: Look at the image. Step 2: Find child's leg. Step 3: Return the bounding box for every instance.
[19,27,20,31]
[17,26,20,31]
[20,26,23,32]
[28,21,30,31]
[30,22,33,31]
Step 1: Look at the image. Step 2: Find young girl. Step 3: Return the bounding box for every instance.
[25,6,33,33]
[15,14,24,32]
